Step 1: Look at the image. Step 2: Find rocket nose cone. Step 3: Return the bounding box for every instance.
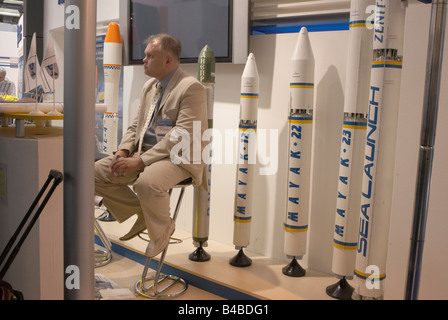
[292,27,314,61]
[105,22,122,44]
[247,53,257,65]
[243,53,259,78]
[201,44,211,52]
[199,44,215,58]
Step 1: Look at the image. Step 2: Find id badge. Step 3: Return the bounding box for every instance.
[156,119,173,142]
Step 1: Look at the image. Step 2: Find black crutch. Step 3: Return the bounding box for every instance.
[0,170,63,281]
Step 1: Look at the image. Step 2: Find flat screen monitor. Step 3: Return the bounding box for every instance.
[126,0,234,64]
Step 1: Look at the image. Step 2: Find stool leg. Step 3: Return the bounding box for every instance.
[135,187,188,298]
[172,187,185,221]
[140,258,152,291]
[94,218,112,267]
[152,246,168,294]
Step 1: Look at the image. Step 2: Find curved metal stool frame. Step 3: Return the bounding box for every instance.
[94,205,113,267]
[137,231,183,245]
[134,179,191,299]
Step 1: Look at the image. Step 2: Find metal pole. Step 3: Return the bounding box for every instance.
[63,0,97,300]
[405,0,447,300]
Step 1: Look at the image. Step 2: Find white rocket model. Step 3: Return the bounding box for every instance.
[327,0,374,299]
[353,0,406,299]
[230,53,259,267]
[282,27,314,277]
[190,45,215,262]
[102,22,122,155]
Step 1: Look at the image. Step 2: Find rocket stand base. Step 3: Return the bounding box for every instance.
[282,258,306,277]
[326,277,354,300]
[229,248,252,267]
[189,244,211,262]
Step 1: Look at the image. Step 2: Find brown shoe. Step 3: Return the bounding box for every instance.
[119,213,147,241]
[144,219,175,257]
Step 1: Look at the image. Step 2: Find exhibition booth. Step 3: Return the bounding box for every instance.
[0,0,447,301]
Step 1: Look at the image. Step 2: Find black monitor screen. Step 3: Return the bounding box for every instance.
[130,0,232,64]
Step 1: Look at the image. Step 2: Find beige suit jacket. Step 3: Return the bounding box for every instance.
[117,67,208,187]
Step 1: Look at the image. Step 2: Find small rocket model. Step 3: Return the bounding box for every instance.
[327,0,374,299]
[190,45,215,262]
[282,27,314,277]
[230,53,259,267]
[353,0,406,299]
[102,22,122,155]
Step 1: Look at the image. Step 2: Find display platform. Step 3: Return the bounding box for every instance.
[95,207,343,300]
[0,113,64,137]
[0,102,107,114]
[0,102,107,137]
[3,113,63,120]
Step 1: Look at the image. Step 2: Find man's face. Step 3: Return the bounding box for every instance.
[0,74,5,82]
[142,40,169,80]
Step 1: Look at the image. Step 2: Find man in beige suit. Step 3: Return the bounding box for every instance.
[95,34,207,258]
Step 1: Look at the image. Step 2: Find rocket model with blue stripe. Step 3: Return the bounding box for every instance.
[327,0,374,299]
[353,0,406,299]
[102,22,122,155]
[230,53,259,267]
[282,27,314,277]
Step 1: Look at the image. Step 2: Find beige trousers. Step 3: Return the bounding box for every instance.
[95,156,191,241]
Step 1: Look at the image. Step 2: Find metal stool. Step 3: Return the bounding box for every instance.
[134,178,192,299]
[94,153,114,267]
[94,198,113,267]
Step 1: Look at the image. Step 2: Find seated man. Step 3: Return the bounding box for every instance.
[0,67,16,97]
[95,33,207,258]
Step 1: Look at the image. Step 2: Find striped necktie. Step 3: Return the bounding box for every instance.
[0,82,12,95]
[138,83,162,154]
